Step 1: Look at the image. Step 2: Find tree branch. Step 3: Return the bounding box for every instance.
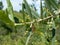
[15,15,58,26]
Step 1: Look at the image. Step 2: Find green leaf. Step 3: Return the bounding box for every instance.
[6,0,14,22]
[40,0,43,18]
[22,3,25,22]
[0,10,14,29]
[23,0,32,19]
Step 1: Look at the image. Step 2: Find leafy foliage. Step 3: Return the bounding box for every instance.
[0,0,60,45]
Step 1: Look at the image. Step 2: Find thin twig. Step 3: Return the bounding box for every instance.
[15,15,55,26]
